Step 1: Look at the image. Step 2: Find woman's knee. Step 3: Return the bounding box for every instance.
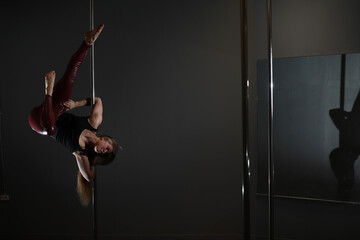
[29,106,56,136]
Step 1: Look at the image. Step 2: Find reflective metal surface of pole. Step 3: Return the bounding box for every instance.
[240,0,251,239]
[266,0,274,239]
[90,0,97,239]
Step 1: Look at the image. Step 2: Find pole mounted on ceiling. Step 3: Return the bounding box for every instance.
[266,0,275,239]
[89,0,97,239]
[240,0,251,239]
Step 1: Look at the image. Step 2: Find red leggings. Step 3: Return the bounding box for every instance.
[28,41,91,136]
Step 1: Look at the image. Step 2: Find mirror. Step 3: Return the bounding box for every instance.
[257,53,360,203]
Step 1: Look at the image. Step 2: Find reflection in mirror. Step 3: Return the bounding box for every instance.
[257,53,360,203]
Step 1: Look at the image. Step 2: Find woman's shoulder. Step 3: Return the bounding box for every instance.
[87,117,99,131]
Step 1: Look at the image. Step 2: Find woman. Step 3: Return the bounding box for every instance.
[28,24,119,206]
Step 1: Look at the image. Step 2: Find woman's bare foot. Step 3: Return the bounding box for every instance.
[85,24,104,45]
[45,71,55,96]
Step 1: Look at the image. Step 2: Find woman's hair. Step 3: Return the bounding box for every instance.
[77,171,91,206]
[76,135,121,206]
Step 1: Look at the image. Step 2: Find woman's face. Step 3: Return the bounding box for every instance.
[94,137,113,154]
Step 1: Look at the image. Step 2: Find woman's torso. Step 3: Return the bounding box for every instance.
[51,113,97,153]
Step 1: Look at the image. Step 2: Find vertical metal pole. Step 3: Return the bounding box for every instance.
[340,54,346,111]
[266,0,275,239]
[0,111,6,199]
[0,112,4,194]
[0,73,9,202]
[89,0,97,239]
[90,1,95,104]
[240,0,251,239]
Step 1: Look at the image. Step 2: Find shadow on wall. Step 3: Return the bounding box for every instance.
[329,55,360,201]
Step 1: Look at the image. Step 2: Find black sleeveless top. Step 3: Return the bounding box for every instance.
[51,113,97,153]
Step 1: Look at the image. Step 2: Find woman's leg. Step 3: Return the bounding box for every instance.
[51,24,104,118]
[28,24,104,136]
[29,42,90,135]
[40,72,56,134]
[28,40,89,136]
[28,71,56,135]
[51,41,92,118]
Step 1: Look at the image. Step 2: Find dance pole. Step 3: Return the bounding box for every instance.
[240,0,250,239]
[89,0,97,239]
[0,110,9,202]
[266,0,274,239]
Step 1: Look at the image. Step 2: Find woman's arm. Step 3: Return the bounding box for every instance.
[73,152,95,182]
[63,98,91,110]
[88,97,103,129]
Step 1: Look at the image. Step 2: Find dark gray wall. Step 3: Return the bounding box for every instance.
[0,1,243,239]
[253,0,360,59]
